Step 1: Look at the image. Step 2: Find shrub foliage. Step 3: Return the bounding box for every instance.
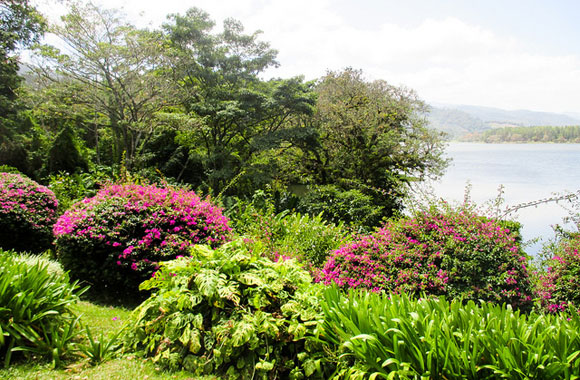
[320,205,534,310]
[0,172,59,253]
[0,249,85,367]
[296,185,384,229]
[53,183,231,301]
[230,198,351,267]
[126,238,328,379]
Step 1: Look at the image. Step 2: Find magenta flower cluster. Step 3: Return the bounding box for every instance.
[0,172,59,252]
[53,183,231,296]
[538,234,580,313]
[319,207,534,310]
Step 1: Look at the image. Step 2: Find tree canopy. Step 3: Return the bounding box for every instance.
[0,0,45,173]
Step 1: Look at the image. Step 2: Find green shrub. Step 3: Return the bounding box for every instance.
[320,287,580,379]
[296,185,384,229]
[126,238,329,379]
[47,171,107,213]
[0,249,85,368]
[0,172,59,253]
[320,204,534,310]
[538,233,580,312]
[54,182,231,303]
[230,199,351,267]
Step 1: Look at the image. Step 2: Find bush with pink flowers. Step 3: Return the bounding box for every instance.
[538,233,580,313]
[319,205,534,310]
[54,183,231,302]
[0,172,59,253]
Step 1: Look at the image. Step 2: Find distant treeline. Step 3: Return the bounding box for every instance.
[461,125,580,143]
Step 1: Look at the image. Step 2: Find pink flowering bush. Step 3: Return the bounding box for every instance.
[0,172,59,253]
[319,206,534,310]
[538,234,580,313]
[54,183,231,301]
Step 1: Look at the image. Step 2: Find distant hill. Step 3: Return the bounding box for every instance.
[565,112,580,120]
[454,105,580,127]
[427,104,580,139]
[427,107,488,139]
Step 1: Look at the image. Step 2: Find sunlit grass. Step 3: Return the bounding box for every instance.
[0,300,213,380]
[0,356,214,380]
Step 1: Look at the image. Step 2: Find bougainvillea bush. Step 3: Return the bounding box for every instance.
[319,205,534,310]
[0,172,59,253]
[126,238,329,379]
[538,233,580,313]
[53,183,231,301]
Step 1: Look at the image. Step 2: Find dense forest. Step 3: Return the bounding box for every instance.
[1,0,447,223]
[462,125,580,143]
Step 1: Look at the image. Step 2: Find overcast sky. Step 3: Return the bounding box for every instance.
[32,0,580,114]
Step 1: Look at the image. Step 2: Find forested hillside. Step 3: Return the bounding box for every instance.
[462,125,580,143]
[427,104,580,140]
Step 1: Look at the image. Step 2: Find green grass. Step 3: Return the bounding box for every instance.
[0,300,213,380]
[0,357,213,380]
[71,301,131,336]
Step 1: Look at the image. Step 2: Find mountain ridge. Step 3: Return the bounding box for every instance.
[427,104,580,139]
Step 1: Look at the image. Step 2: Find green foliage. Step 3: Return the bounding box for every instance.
[46,124,89,175]
[162,8,316,195]
[320,203,534,311]
[77,325,123,365]
[11,251,65,277]
[320,287,580,379]
[47,170,108,213]
[0,1,45,177]
[36,1,173,168]
[290,68,449,218]
[228,192,352,267]
[0,0,44,116]
[296,184,384,229]
[126,238,329,378]
[0,249,86,368]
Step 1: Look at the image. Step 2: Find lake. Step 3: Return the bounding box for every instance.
[431,143,580,256]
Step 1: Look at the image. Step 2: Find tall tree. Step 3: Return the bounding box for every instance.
[294,68,448,215]
[0,0,45,173]
[35,1,174,167]
[161,8,316,194]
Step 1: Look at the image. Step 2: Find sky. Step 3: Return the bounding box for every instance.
[31,0,580,114]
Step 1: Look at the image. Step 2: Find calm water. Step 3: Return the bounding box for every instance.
[432,143,580,256]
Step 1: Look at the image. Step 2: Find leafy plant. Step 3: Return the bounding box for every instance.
[47,170,109,213]
[11,251,65,276]
[0,172,59,253]
[0,249,86,367]
[53,182,231,302]
[77,324,123,365]
[229,196,351,267]
[296,185,384,229]
[320,287,580,379]
[126,238,330,379]
[319,203,534,310]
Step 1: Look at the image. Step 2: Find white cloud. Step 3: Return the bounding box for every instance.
[32,0,580,113]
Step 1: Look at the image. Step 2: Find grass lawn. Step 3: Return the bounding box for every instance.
[0,300,212,380]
